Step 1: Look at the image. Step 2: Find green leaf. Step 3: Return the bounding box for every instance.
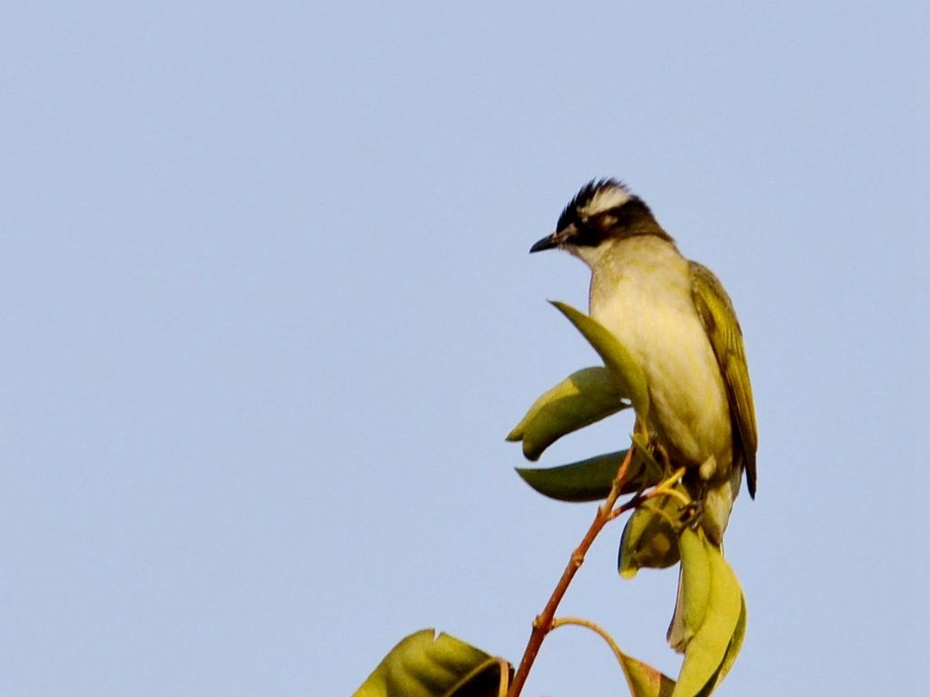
[517,451,627,502]
[516,445,666,503]
[667,528,711,654]
[507,366,629,461]
[618,486,687,578]
[617,652,677,697]
[554,620,676,697]
[703,592,747,695]
[353,629,511,697]
[550,301,650,416]
[671,537,744,697]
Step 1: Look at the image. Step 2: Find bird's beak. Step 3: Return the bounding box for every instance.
[529,225,575,253]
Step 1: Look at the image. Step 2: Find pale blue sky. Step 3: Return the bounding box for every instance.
[1,3,924,696]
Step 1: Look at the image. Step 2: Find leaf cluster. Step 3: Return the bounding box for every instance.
[354,302,747,697]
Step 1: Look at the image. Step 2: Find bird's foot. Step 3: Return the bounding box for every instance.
[678,499,704,530]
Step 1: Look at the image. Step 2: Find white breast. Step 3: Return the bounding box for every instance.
[584,237,732,471]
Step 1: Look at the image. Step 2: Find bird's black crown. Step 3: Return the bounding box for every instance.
[557,178,645,229]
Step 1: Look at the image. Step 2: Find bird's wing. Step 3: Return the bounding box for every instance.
[689,262,758,497]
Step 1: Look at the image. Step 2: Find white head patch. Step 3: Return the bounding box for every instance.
[578,182,632,219]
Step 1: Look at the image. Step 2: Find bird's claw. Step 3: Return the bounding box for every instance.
[678,499,703,530]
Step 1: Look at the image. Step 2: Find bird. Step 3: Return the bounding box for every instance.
[529,178,757,546]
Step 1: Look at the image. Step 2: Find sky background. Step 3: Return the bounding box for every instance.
[1,2,924,696]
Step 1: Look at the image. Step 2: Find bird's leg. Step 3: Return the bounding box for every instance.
[678,497,703,530]
[677,457,716,530]
[633,418,675,483]
[653,441,672,476]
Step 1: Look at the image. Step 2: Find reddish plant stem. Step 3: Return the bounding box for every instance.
[507,447,636,697]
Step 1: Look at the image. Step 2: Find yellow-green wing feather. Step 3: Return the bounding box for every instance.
[689,262,758,497]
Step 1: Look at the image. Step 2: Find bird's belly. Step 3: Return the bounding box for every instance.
[590,285,732,472]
